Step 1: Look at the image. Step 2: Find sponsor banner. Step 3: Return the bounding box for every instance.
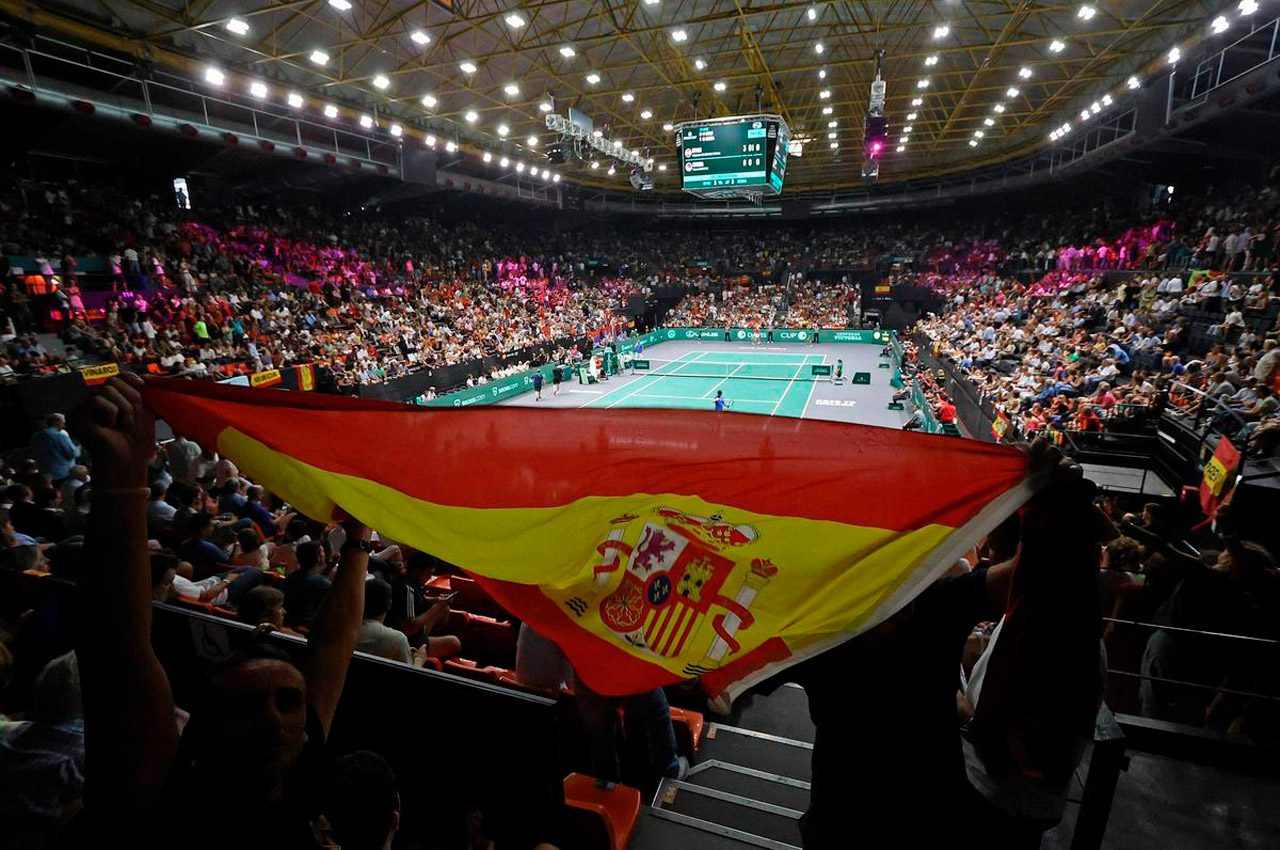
[658,328,893,345]
[424,362,562,408]
[79,363,121,386]
[250,369,283,388]
[810,364,833,376]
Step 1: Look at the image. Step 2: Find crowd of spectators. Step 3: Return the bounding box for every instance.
[664,280,858,329]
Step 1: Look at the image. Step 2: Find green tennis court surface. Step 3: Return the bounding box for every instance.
[586,350,827,416]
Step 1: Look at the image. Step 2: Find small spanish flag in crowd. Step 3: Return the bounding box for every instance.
[79,363,121,386]
[143,378,1032,697]
[294,364,317,392]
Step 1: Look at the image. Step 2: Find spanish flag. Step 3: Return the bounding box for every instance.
[143,378,1033,697]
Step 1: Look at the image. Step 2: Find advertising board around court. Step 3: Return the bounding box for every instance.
[661,327,894,345]
[424,362,561,408]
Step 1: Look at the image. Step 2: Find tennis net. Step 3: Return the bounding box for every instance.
[631,358,831,381]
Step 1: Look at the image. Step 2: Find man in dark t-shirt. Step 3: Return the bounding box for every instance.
[282,541,331,629]
[790,562,1006,847]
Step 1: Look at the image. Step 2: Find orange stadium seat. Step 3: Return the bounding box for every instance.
[463,614,517,668]
[668,706,705,758]
[562,773,641,850]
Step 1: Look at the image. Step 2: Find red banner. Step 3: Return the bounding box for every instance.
[1199,437,1241,518]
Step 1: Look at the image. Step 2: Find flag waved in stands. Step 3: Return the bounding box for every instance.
[143,378,1034,698]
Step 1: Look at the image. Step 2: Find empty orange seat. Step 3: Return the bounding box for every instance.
[669,706,705,757]
[464,614,517,668]
[451,574,510,619]
[562,773,641,850]
[443,658,506,685]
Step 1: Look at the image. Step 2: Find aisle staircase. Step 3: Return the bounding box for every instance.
[631,684,814,850]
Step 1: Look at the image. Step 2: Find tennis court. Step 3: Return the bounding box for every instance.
[586,350,828,416]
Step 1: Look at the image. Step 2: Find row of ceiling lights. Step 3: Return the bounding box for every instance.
[1051,0,1263,143]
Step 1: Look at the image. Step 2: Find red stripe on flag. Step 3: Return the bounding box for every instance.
[142,377,1028,533]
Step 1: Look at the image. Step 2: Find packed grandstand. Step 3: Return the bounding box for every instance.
[4,2,1280,849]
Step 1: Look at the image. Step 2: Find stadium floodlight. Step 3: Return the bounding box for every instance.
[1049,39,1065,53]
[389,123,402,137]
[819,89,831,99]
[621,92,635,102]
[933,24,950,39]
[1081,109,1091,120]
[553,174,561,182]
[830,141,839,149]
[359,114,373,128]
[445,140,457,152]
[993,103,1006,113]
[411,30,430,45]
[917,79,930,89]
[640,109,653,120]
[969,139,978,147]
[1006,87,1020,97]
[1168,46,1181,64]
[818,68,827,79]
[324,104,339,118]
[464,110,478,123]
[482,151,491,162]
[516,162,525,172]
[505,12,525,28]
[663,122,674,131]
[204,67,225,86]
[643,0,658,5]
[560,45,576,58]
[1018,66,1032,79]
[828,132,837,139]
[225,18,249,36]
[807,5,818,21]
[1210,15,1229,34]
[249,81,268,98]
[822,106,833,114]
[310,50,330,66]
[497,123,510,136]
[695,58,707,70]
[541,168,550,179]
[424,134,436,147]
[539,101,552,112]
[460,60,478,74]
[1102,94,1113,106]
[671,29,688,42]
[1077,5,1096,20]
[714,81,727,92]
[586,72,602,84]
[658,163,667,171]
[1127,76,1141,89]
[287,92,304,108]
[372,74,390,90]
[421,94,438,109]
[328,0,352,10]
[896,145,905,152]
[828,120,838,128]
[608,166,616,175]
[1240,0,1259,14]
[528,135,539,146]
[814,42,825,54]
[974,130,984,138]
[503,82,520,96]
[500,156,509,167]
[911,97,923,106]
[1091,101,1101,113]
[925,54,938,66]
[590,161,599,169]
[984,117,995,126]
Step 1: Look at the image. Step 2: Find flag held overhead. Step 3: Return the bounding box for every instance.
[143,377,1033,698]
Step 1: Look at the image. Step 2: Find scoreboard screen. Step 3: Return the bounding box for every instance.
[676,115,790,198]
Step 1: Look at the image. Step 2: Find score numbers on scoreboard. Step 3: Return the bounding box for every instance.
[674,115,790,199]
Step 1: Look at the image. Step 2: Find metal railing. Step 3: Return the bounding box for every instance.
[1172,14,1280,119]
[0,33,403,172]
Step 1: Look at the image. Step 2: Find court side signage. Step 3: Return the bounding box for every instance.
[423,362,560,408]
[659,327,893,344]
[664,327,726,341]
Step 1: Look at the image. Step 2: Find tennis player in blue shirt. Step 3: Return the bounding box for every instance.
[714,390,731,412]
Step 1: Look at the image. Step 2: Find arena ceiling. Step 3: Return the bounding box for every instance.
[5,0,1228,191]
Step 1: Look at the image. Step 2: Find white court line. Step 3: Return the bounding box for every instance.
[700,363,746,399]
[603,351,702,409]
